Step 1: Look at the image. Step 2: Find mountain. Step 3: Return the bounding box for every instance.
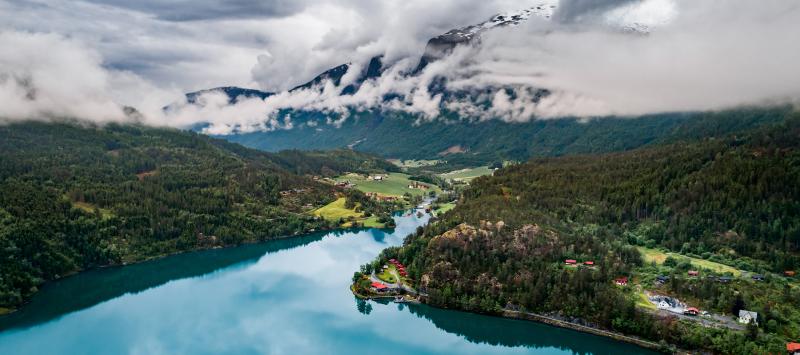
[184,4,786,168]
[0,121,390,311]
[362,114,800,354]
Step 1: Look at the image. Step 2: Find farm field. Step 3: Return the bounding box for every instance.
[334,172,440,197]
[439,166,494,182]
[637,247,742,276]
[311,197,389,228]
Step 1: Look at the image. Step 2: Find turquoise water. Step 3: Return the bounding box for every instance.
[0,212,653,354]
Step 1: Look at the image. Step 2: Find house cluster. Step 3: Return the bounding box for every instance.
[365,192,398,202]
[564,259,595,268]
[389,259,407,277]
[407,181,430,190]
[370,281,398,293]
[279,188,308,196]
[335,181,355,189]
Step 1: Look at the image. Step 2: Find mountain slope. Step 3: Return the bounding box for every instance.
[224,107,792,168]
[0,121,370,311]
[366,114,800,353]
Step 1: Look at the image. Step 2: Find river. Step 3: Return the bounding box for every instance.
[0,211,653,354]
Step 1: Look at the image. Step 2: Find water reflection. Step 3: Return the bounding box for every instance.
[0,233,328,331]
[0,210,652,354]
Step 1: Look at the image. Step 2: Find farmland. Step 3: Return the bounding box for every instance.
[334,172,440,197]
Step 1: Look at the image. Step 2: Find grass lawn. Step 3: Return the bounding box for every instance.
[377,265,398,283]
[335,172,440,197]
[434,202,456,215]
[635,290,657,310]
[439,166,494,182]
[71,200,113,219]
[638,247,742,276]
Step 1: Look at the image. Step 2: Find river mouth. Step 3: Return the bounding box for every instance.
[0,211,653,354]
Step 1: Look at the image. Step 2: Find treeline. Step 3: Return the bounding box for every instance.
[0,121,345,310]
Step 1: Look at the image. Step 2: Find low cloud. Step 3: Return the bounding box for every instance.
[1,0,798,133]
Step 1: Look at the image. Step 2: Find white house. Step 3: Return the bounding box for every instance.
[738,310,758,325]
[657,300,671,310]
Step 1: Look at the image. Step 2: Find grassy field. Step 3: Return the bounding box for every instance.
[312,198,361,220]
[335,172,440,197]
[638,247,742,276]
[434,202,456,215]
[311,197,388,228]
[71,200,113,219]
[439,166,494,182]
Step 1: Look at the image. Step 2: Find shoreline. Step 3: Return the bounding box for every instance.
[352,286,670,353]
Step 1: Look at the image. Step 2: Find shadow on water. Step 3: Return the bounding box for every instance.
[398,303,656,355]
[0,231,336,332]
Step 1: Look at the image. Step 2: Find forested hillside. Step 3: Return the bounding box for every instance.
[0,122,362,311]
[368,113,800,353]
[226,106,791,167]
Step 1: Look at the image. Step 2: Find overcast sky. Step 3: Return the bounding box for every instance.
[1,0,799,132]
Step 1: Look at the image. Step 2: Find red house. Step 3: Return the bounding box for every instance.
[371,282,388,291]
[787,342,800,354]
[565,259,577,265]
[684,307,700,316]
[688,270,699,277]
[614,277,628,286]
[584,261,594,266]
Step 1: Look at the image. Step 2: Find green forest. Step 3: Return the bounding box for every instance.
[0,122,376,311]
[365,114,800,353]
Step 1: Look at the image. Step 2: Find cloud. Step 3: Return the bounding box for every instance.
[0,31,127,123]
[1,0,798,133]
[82,0,307,22]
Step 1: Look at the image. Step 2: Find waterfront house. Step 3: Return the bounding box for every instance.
[739,310,758,325]
[371,282,389,292]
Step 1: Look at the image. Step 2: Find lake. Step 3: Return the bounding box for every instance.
[0,211,653,354]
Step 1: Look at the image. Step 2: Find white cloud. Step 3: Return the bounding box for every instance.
[0,0,798,132]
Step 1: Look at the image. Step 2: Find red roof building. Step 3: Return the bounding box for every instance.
[565,259,577,265]
[371,282,387,290]
[786,271,797,277]
[584,261,594,266]
[688,270,699,276]
[614,277,628,286]
[787,342,800,354]
[684,307,700,316]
